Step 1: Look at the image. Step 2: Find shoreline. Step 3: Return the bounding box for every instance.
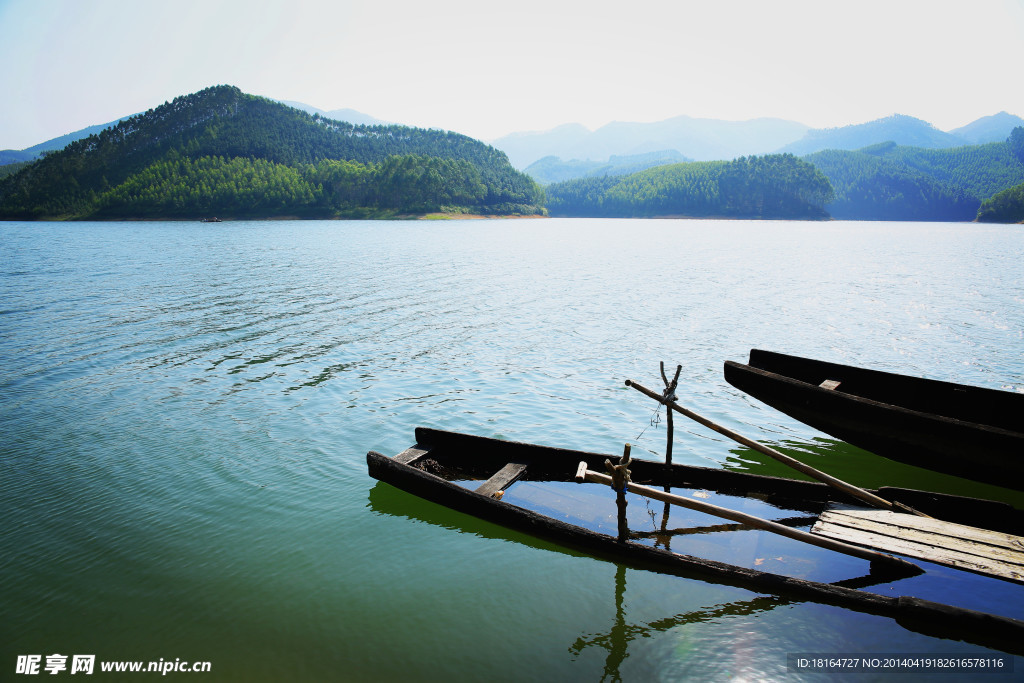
[0,213,550,222]
[417,213,547,220]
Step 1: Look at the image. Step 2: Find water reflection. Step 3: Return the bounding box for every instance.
[5,220,1024,679]
[568,565,894,682]
[629,514,819,543]
[366,481,593,559]
[722,437,1024,508]
[366,478,1022,663]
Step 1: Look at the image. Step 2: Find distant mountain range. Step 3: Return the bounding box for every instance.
[492,112,1024,171]
[274,101,390,127]
[949,112,1024,144]
[3,84,1022,222]
[525,150,691,185]
[493,117,810,169]
[0,115,141,165]
[775,113,1020,156]
[6,100,1022,179]
[3,95,1022,223]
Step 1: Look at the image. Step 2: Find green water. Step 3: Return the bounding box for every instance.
[2,219,1022,681]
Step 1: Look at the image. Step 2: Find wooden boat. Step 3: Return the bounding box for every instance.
[724,349,1024,489]
[367,427,1024,654]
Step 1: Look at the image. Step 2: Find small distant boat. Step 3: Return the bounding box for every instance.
[200,217,222,223]
[724,350,1024,490]
[368,427,1024,653]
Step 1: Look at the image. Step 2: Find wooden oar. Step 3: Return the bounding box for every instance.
[575,463,920,572]
[625,379,930,517]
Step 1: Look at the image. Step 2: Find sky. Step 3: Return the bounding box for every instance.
[1,0,1023,150]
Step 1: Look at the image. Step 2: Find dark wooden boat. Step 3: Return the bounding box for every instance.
[367,427,1024,654]
[724,349,1024,489]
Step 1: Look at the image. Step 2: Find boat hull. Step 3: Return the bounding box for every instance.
[724,350,1024,489]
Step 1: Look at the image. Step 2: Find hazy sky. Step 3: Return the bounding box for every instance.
[1,0,1022,150]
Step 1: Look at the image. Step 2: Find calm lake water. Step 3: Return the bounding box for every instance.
[2,218,1022,681]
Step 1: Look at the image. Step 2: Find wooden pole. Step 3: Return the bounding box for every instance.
[659,362,681,465]
[575,464,920,572]
[659,363,682,549]
[607,444,631,542]
[624,379,929,517]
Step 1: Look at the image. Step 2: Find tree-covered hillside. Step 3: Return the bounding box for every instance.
[856,140,1024,200]
[0,161,31,180]
[0,86,543,219]
[805,149,981,221]
[976,182,1024,223]
[976,130,1024,222]
[804,128,1024,221]
[546,154,833,219]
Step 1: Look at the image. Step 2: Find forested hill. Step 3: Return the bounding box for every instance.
[804,128,1024,222]
[977,128,1024,222]
[545,154,833,219]
[0,85,544,219]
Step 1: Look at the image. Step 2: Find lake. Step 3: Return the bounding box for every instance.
[2,218,1022,680]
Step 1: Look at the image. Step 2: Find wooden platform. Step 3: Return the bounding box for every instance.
[812,506,1024,583]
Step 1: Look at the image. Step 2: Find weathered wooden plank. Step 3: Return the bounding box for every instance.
[475,461,530,498]
[823,511,1024,563]
[813,519,1024,582]
[813,518,1015,571]
[815,511,1024,581]
[819,379,842,390]
[823,508,1024,556]
[394,446,430,465]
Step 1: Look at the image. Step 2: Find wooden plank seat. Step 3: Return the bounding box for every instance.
[394,446,430,465]
[476,460,530,499]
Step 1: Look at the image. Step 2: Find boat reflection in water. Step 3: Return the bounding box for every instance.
[718,436,1024,511]
[567,564,890,681]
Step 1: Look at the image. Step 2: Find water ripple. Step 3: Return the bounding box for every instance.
[2,219,1023,677]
